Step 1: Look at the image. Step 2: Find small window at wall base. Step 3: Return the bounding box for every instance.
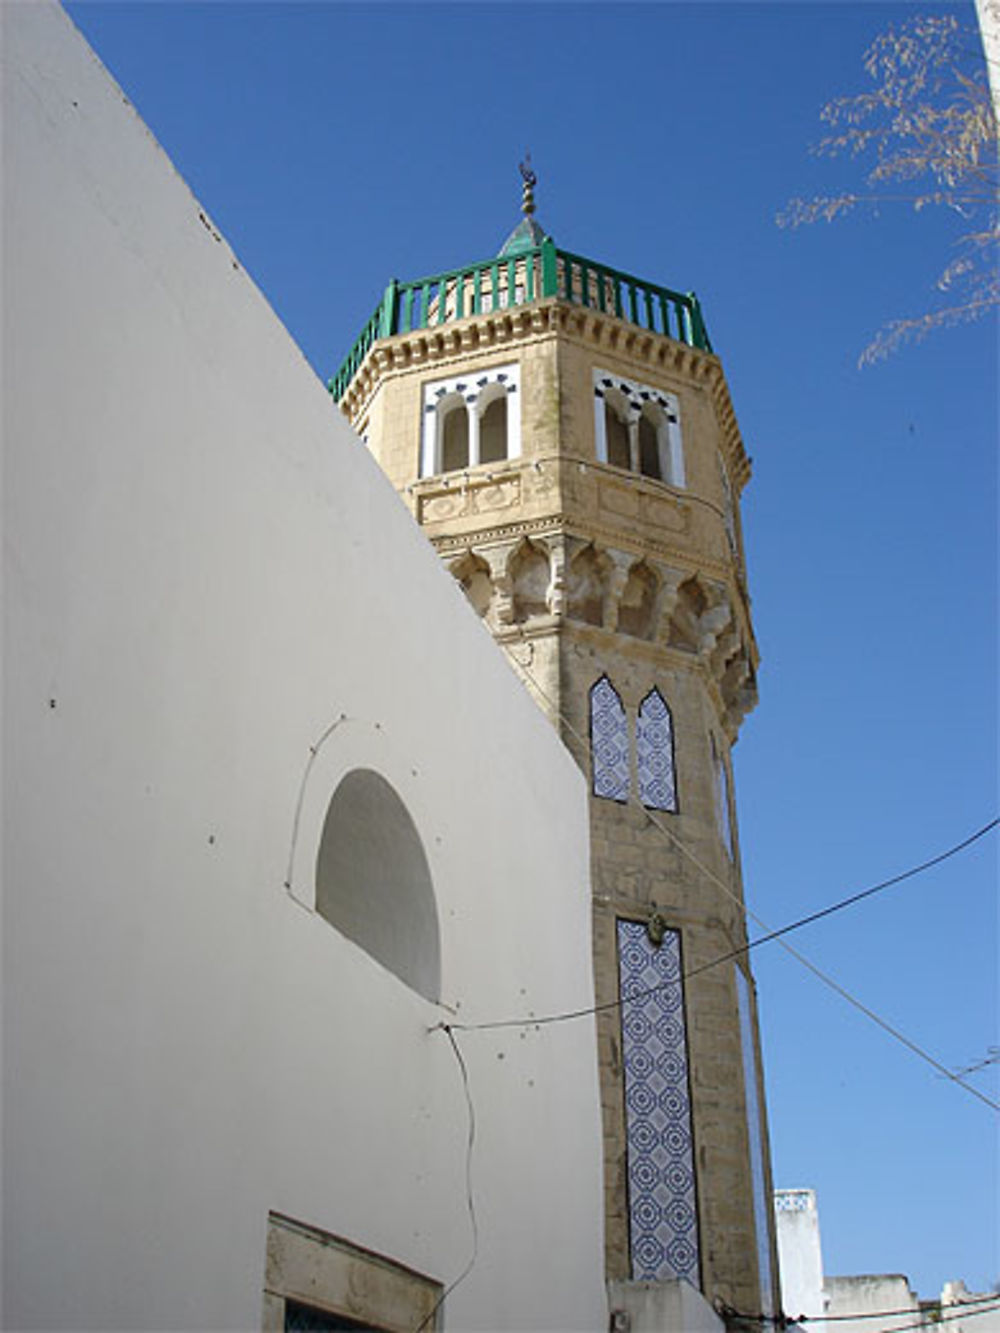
[264,1214,442,1332]
[420,363,522,477]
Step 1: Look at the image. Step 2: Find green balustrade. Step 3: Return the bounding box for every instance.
[328,239,712,400]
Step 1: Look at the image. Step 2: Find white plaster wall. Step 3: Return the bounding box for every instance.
[825,1276,920,1333]
[607,1279,725,1333]
[1,5,606,1329]
[774,1190,825,1322]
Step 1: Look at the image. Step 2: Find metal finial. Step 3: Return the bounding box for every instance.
[519,152,537,217]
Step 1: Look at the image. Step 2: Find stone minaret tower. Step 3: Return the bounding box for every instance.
[330,168,778,1323]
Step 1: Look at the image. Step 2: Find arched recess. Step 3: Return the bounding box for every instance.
[450,550,493,618]
[667,575,709,652]
[568,545,605,626]
[618,561,658,640]
[315,768,441,1002]
[510,539,550,622]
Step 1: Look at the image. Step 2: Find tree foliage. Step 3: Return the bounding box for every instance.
[780,14,998,364]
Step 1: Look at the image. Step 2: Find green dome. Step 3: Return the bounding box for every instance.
[498,214,549,256]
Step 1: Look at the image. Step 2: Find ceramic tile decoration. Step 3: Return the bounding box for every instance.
[617,919,699,1283]
[590,676,630,801]
[636,688,677,812]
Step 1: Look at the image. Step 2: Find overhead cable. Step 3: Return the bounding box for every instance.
[485,642,1000,1113]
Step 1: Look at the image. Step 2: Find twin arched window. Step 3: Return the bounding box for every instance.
[589,677,678,812]
[594,370,684,487]
[421,364,521,477]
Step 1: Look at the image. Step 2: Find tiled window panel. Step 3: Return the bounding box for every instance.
[617,919,699,1284]
[737,966,775,1317]
[636,688,677,812]
[590,676,630,802]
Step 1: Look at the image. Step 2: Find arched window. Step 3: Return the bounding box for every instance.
[636,688,678,812]
[604,396,631,470]
[638,406,664,481]
[478,389,508,464]
[420,365,521,477]
[593,370,684,486]
[642,413,666,487]
[590,675,630,802]
[440,398,469,473]
[315,769,440,1001]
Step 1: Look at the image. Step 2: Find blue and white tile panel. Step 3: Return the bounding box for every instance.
[618,919,699,1284]
[590,676,629,802]
[636,689,677,812]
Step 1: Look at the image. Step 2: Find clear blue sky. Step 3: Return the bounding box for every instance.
[64,0,998,1301]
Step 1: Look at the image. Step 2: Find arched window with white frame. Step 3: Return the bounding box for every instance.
[593,369,684,487]
[603,390,631,470]
[420,364,521,477]
[477,382,509,464]
[439,394,469,473]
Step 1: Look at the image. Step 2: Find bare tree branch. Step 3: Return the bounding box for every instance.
[778,14,999,365]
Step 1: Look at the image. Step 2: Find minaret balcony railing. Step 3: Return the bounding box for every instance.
[328,240,712,402]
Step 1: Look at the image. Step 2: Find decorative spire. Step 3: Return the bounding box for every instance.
[519,153,537,217]
[498,154,550,257]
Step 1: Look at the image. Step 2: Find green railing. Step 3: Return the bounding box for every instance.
[329,239,712,401]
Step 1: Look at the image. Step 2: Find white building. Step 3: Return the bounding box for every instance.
[2,4,611,1328]
[775,1190,1000,1333]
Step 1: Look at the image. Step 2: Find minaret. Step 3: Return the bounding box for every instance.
[330,168,778,1321]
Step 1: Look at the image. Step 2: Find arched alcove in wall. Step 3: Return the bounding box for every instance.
[315,768,441,1001]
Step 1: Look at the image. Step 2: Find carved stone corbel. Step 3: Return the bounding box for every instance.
[544,539,567,618]
[697,601,732,660]
[483,545,516,626]
[603,551,634,632]
[652,568,686,645]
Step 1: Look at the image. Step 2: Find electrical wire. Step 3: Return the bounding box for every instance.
[797,1300,1000,1333]
[415,1025,479,1333]
[725,1297,1000,1331]
[488,641,1000,1113]
[798,1292,1000,1322]
[447,818,998,1036]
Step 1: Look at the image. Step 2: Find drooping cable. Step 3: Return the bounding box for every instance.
[487,640,1000,1112]
[415,1025,479,1332]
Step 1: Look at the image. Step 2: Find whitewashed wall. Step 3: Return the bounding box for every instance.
[1,5,606,1329]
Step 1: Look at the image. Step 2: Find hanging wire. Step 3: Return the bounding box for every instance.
[415,1025,479,1332]
[481,639,1000,1113]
